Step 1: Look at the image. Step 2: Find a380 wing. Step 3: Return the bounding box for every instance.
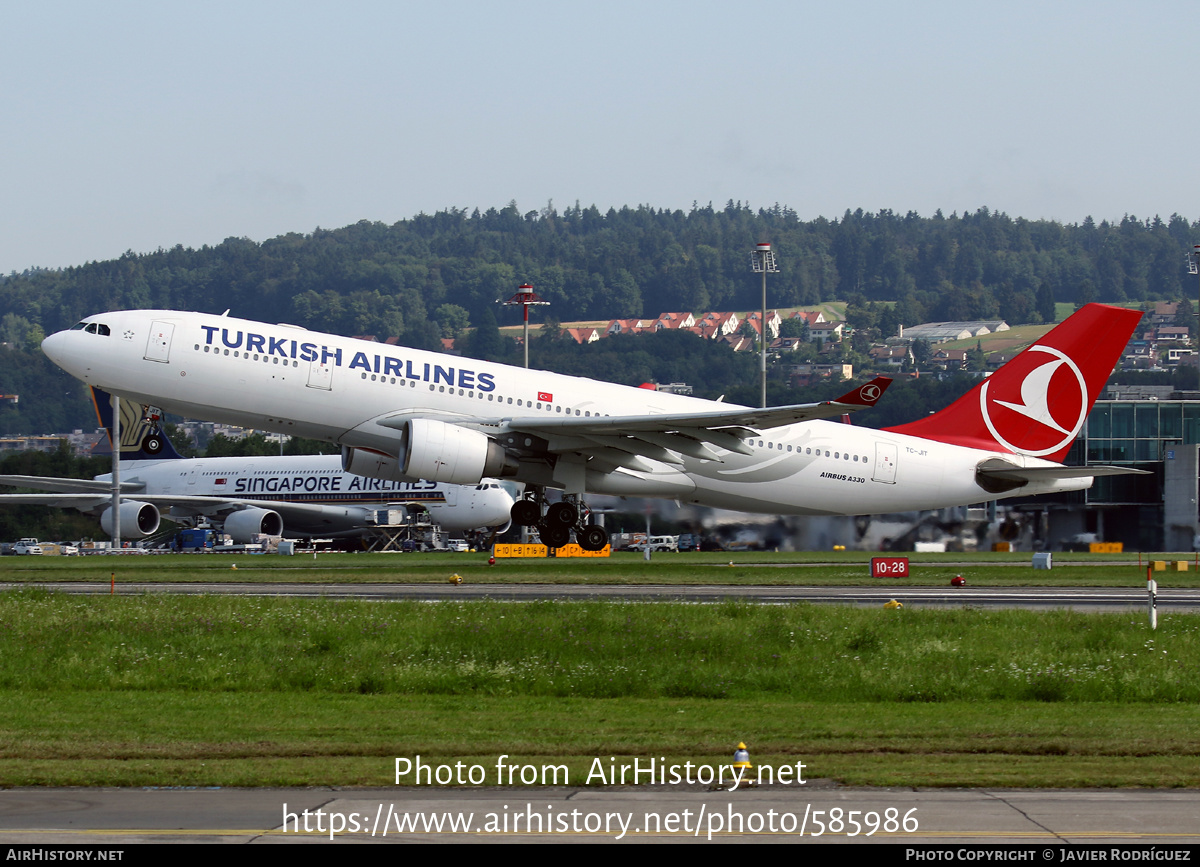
[0,493,361,523]
[0,475,144,494]
[106,495,367,523]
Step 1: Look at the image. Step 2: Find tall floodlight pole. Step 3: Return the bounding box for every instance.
[1189,246,1200,393]
[110,394,120,549]
[750,242,779,408]
[501,283,550,368]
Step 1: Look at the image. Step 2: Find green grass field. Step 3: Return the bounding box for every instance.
[0,574,1197,789]
[3,549,1197,587]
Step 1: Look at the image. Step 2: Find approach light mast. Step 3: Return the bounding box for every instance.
[501,283,550,369]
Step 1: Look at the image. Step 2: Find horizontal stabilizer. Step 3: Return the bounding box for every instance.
[977,464,1152,481]
[976,459,1150,494]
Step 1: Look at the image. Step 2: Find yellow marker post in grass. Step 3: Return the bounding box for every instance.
[733,742,752,770]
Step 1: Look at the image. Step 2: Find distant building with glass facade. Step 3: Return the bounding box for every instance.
[1023,396,1200,551]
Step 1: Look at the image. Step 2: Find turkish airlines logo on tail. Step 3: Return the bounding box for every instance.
[979,346,1088,457]
[858,383,881,402]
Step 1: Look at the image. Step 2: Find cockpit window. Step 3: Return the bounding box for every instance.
[82,323,111,336]
[71,322,87,330]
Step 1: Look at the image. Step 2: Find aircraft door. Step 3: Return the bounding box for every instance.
[144,321,175,363]
[307,360,333,390]
[872,443,898,484]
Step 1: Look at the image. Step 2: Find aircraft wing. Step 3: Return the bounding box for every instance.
[0,494,115,511]
[108,494,370,522]
[0,493,368,524]
[0,475,145,494]
[381,376,892,467]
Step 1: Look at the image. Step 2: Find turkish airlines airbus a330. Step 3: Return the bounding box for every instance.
[41,303,1144,551]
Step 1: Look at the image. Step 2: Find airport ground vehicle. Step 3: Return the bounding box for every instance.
[14,538,43,555]
[630,535,679,553]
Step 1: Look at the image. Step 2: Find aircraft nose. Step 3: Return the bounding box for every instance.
[41,330,69,366]
[488,489,516,522]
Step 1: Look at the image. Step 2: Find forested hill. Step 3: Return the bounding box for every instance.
[2,203,1198,346]
[0,202,1196,436]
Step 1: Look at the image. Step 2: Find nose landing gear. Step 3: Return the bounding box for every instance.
[140,406,166,455]
[509,488,609,552]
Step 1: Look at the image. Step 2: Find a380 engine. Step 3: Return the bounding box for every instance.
[223,508,284,543]
[100,501,160,538]
[342,419,517,486]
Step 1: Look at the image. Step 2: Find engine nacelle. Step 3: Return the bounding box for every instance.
[341,446,402,481]
[404,419,517,484]
[223,508,284,543]
[100,501,161,538]
[342,420,516,486]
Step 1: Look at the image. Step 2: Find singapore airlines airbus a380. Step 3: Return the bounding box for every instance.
[42,303,1144,551]
[0,387,515,541]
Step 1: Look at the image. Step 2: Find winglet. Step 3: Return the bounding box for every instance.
[90,386,185,461]
[832,376,891,408]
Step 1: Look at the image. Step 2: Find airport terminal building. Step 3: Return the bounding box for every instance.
[1028,387,1200,551]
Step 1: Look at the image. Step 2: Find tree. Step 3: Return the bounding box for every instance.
[1036,281,1057,323]
[1075,279,1096,310]
[539,316,563,342]
[165,423,197,457]
[967,340,987,371]
[779,318,809,340]
[434,304,470,340]
[461,307,510,362]
[1173,298,1195,338]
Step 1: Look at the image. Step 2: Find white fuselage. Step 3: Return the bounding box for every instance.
[100,453,514,534]
[43,311,1090,517]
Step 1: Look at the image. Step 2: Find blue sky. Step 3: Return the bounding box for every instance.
[2,0,1197,273]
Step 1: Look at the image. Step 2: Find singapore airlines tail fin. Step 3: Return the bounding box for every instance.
[90,386,186,461]
[884,303,1142,462]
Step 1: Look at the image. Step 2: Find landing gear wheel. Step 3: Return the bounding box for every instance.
[546,502,578,527]
[578,524,609,552]
[541,524,571,549]
[142,433,165,455]
[511,499,540,526]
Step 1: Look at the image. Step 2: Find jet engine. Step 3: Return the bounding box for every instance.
[341,447,402,481]
[343,419,517,486]
[224,508,284,543]
[100,501,161,538]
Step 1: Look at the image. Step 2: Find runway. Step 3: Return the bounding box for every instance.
[3,581,1195,611]
[1,785,1198,844]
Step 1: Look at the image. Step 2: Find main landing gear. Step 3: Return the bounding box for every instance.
[510,487,609,552]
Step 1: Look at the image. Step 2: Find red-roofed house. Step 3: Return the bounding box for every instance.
[562,327,601,344]
[790,310,826,326]
[654,312,697,330]
[606,319,653,336]
[702,311,741,337]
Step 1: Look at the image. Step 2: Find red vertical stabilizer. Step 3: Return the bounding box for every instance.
[884,304,1143,462]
